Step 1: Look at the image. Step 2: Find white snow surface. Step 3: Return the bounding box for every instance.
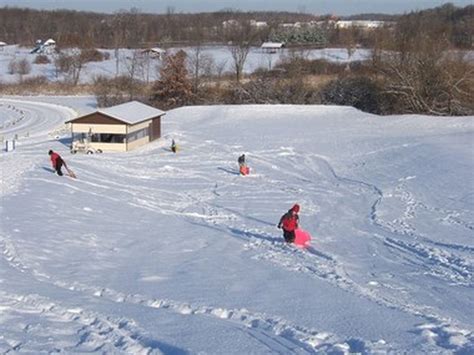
[1,97,473,354]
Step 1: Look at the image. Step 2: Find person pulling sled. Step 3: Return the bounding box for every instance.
[49,150,65,176]
[48,150,76,178]
[277,204,300,243]
[238,154,249,175]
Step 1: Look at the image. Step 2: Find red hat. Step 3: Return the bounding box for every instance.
[291,204,300,213]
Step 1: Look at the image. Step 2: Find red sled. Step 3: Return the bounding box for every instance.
[294,229,312,248]
[240,166,250,175]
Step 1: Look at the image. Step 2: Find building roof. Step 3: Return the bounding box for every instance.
[261,42,284,49]
[98,101,165,124]
[68,101,165,125]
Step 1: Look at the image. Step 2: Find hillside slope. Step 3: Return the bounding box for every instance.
[1,99,473,353]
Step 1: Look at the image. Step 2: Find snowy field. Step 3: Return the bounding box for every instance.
[0,45,371,84]
[1,97,473,354]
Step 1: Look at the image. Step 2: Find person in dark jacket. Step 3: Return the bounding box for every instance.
[277,204,300,243]
[171,139,177,153]
[238,154,245,168]
[238,154,249,175]
[49,150,64,176]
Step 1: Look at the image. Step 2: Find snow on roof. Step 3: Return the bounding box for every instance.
[261,42,284,49]
[149,47,165,53]
[98,101,165,124]
[142,47,166,54]
[0,41,7,46]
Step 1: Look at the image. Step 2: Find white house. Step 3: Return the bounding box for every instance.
[261,42,285,53]
[335,21,391,29]
[31,38,56,54]
[142,47,166,59]
[250,20,268,28]
[222,19,239,29]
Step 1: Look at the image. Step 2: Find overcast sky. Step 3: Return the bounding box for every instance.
[1,0,472,16]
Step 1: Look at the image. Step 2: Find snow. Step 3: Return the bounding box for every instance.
[0,45,373,84]
[1,97,473,354]
[94,101,165,124]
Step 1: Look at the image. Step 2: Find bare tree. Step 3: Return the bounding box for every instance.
[339,28,358,71]
[188,45,214,94]
[225,20,260,83]
[55,49,86,85]
[373,24,474,115]
[8,58,31,82]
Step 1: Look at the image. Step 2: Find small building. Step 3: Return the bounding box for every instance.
[335,20,392,30]
[31,38,56,54]
[222,19,239,29]
[261,42,285,53]
[250,20,268,28]
[66,101,165,152]
[142,47,166,59]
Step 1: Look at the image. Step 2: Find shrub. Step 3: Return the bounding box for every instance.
[8,58,31,77]
[34,55,50,64]
[80,48,107,62]
[93,75,146,107]
[222,77,320,105]
[320,76,387,114]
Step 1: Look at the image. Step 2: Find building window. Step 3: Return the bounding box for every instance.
[127,127,149,142]
[91,133,126,143]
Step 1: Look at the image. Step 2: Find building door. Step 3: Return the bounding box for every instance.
[149,118,161,141]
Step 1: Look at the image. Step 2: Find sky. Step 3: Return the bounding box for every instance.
[0,0,472,16]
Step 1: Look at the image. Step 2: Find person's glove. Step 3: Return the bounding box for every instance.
[277,224,281,229]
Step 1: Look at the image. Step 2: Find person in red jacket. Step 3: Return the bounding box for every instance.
[49,150,65,176]
[277,204,300,243]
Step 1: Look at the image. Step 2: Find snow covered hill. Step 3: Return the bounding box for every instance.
[1,98,473,354]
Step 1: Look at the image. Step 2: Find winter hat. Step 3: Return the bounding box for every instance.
[291,204,300,213]
[48,150,53,155]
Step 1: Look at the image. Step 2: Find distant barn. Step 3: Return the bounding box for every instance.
[142,47,166,59]
[66,101,165,152]
[261,42,285,54]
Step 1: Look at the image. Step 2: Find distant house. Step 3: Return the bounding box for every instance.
[280,23,297,29]
[142,47,166,59]
[335,21,391,30]
[66,101,165,152]
[31,38,56,54]
[222,19,239,29]
[250,20,268,28]
[261,42,285,53]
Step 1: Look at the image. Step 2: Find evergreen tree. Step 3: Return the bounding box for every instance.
[151,50,193,109]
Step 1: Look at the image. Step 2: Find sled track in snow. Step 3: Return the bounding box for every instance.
[0,234,389,354]
[0,100,76,197]
[0,291,155,354]
[383,237,474,287]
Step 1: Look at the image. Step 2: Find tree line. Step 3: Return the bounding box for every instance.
[0,4,472,116]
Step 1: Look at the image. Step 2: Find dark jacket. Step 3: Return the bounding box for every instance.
[278,210,299,232]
